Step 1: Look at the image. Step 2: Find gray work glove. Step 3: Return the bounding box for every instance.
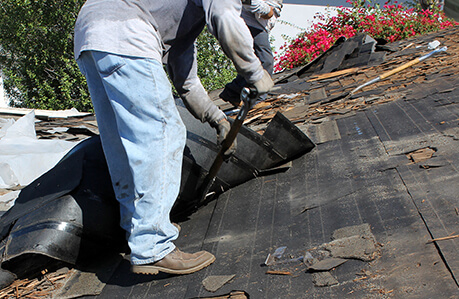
[266,0,283,10]
[215,118,237,157]
[266,0,283,17]
[252,69,274,96]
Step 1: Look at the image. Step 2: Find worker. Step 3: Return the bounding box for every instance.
[220,0,283,107]
[74,0,273,275]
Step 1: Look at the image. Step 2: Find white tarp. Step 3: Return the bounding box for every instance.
[0,111,76,188]
[0,107,92,118]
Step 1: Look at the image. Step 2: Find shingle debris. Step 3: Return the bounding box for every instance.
[213,27,459,134]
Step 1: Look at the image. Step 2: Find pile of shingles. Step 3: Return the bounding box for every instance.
[34,115,99,142]
[0,113,98,142]
[213,26,459,133]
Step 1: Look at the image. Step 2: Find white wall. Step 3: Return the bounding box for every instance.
[270,5,334,53]
[0,76,7,108]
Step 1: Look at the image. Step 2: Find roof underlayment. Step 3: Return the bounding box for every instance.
[0,26,458,298]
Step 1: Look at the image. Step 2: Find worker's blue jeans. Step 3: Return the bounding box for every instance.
[77,51,186,265]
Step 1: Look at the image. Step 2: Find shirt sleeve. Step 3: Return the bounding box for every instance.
[202,0,264,84]
[166,41,225,125]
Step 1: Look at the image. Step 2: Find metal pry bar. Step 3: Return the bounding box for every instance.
[196,87,257,207]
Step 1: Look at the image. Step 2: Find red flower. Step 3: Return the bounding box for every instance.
[274,0,457,71]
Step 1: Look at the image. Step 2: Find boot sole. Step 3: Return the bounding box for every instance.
[131,255,216,275]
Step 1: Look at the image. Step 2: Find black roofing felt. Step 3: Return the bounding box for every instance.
[87,65,459,298]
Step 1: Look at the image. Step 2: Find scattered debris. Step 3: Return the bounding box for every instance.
[428,40,441,50]
[304,252,343,287]
[0,267,70,298]
[322,224,380,262]
[406,147,437,164]
[277,93,302,100]
[332,223,375,241]
[427,234,459,243]
[202,275,236,293]
[264,246,287,266]
[302,224,380,287]
[263,246,308,278]
[419,164,443,169]
[307,68,359,82]
[265,246,303,266]
[308,258,347,272]
[265,270,292,276]
[401,42,414,51]
[0,191,20,212]
[371,288,395,295]
[311,271,339,287]
[193,290,248,299]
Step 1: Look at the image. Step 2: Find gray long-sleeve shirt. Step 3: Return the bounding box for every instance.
[74,0,264,124]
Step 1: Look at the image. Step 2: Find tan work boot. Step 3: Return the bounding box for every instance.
[131,248,215,275]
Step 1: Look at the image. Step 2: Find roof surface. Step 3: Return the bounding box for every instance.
[87,27,459,298]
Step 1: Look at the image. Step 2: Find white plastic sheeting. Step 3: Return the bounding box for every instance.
[0,111,76,188]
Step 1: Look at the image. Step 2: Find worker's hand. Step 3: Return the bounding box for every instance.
[259,7,274,19]
[215,118,237,157]
[252,69,274,95]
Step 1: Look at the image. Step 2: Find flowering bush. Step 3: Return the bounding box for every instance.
[274,0,457,72]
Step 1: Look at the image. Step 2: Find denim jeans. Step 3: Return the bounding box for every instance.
[77,51,186,265]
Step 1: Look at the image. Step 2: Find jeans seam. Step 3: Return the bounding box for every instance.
[146,58,167,217]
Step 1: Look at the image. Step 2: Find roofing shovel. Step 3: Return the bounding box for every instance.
[196,87,258,208]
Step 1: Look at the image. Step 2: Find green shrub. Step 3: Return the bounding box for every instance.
[0,2,235,111]
[0,0,91,111]
[196,29,237,91]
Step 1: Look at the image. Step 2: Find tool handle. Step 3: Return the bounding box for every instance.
[206,87,253,179]
[205,117,244,182]
[379,46,447,80]
[379,58,420,80]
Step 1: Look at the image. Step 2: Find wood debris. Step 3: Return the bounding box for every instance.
[197,290,248,299]
[0,269,70,299]
[406,147,437,164]
[427,234,459,243]
[265,270,292,275]
[307,67,359,82]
